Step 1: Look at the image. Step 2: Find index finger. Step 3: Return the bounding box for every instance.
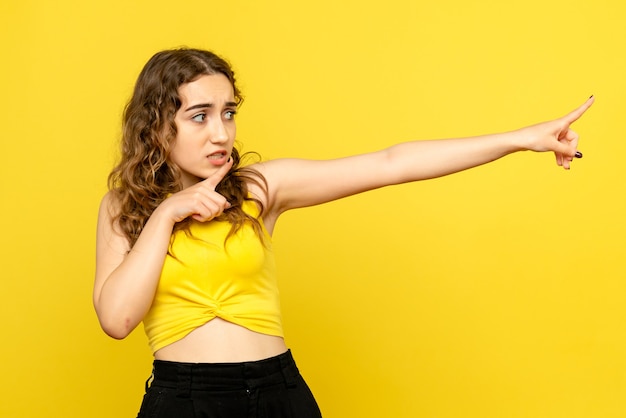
[203,157,234,190]
[563,95,595,124]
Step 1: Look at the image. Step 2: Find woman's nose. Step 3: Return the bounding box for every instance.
[209,120,229,143]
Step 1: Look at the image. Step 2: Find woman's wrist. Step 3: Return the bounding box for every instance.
[504,127,533,153]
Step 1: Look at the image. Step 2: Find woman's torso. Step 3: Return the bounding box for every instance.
[146,191,286,363]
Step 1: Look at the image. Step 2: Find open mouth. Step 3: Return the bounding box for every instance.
[207,151,228,160]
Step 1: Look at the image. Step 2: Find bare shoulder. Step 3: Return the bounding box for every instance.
[96,190,129,255]
[97,190,123,230]
[98,189,119,216]
[245,160,287,229]
[246,158,302,190]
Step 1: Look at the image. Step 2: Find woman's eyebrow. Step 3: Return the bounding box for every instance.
[184,103,212,112]
[184,101,237,112]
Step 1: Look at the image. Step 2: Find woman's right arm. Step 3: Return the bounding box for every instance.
[93,192,177,339]
[93,160,233,339]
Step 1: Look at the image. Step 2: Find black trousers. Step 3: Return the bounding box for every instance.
[137,350,322,418]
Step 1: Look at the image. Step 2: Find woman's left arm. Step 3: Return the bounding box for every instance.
[257,97,594,218]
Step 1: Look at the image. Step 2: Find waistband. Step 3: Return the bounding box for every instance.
[149,350,299,393]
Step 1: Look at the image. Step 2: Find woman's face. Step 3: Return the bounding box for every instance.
[171,73,237,188]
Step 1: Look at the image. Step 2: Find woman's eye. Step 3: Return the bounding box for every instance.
[192,113,206,122]
[224,110,236,120]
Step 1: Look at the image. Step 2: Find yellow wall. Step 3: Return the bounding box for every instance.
[1,1,624,417]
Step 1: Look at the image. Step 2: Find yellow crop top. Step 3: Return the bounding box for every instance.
[142,200,283,354]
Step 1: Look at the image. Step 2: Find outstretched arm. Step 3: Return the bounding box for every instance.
[257,97,593,221]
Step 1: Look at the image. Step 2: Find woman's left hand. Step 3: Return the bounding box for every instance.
[516,96,594,170]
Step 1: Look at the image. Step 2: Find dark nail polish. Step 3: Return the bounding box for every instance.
[589,95,594,99]
[575,151,583,158]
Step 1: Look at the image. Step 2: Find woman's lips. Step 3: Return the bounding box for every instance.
[207,151,228,165]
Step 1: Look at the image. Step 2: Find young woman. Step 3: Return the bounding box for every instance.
[94,48,593,418]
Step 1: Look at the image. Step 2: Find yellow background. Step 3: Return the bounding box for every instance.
[1,0,624,417]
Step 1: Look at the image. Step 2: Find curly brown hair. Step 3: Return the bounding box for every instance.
[108,48,267,249]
